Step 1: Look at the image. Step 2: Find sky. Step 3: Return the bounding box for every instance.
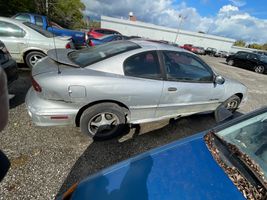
[82,0,267,44]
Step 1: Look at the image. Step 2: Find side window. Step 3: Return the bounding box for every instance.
[0,21,25,38]
[34,16,43,27]
[124,51,162,80]
[163,51,213,82]
[236,52,247,58]
[14,14,31,22]
[247,54,258,60]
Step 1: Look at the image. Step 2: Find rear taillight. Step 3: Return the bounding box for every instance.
[31,76,42,92]
[65,43,71,49]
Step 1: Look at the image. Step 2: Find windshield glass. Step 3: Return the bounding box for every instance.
[68,41,141,67]
[260,55,267,63]
[216,112,267,181]
[23,22,54,38]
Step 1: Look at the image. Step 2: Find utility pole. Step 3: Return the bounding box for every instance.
[174,14,187,43]
[46,0,49,14]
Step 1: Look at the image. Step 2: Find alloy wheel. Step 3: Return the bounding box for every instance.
[88,112,119,136]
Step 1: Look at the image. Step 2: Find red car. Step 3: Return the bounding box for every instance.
[181,44,193,51]
[88,28,121,39]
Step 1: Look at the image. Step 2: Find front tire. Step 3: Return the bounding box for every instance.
[80,103,126,140]
[223,95,241,113]
[25,51,46,69]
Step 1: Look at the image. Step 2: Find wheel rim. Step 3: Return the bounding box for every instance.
[228,60,233,65]
[225,99,239,111]
[29,54,43,66]
[255,66,264,73]
[88,112,119,136]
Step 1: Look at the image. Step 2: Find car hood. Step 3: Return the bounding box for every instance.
[70,133,244,200]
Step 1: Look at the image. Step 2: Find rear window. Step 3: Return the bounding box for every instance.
[68,41,141,67]
[23,22,54,38]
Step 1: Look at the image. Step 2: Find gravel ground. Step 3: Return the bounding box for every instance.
[0,56,266,200]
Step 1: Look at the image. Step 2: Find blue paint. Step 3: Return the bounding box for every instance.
[70,133,245,200]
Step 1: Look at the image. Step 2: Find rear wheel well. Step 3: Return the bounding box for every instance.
[235,93,243,101]
[75,100,130,127]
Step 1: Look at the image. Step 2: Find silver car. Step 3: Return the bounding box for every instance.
[26,40,248,140]
[0,17,73,68]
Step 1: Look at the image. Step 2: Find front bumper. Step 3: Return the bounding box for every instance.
[25,88,79,126]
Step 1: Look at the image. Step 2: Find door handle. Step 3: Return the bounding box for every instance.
[168,87,177,92]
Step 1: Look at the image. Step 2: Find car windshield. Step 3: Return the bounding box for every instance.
[68,41,140,67]
[23,22,54,38]
[260,55,267,63]
[215,111,267,181]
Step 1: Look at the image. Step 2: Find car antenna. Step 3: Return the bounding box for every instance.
[47,12,61,74]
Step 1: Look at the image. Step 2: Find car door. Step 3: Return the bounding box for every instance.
[123,50,164,122]
[246,53,259,69]
[156,51,225,118]
[233,52,248,67]
[0,21,27,62]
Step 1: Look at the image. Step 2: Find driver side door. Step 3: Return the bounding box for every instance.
[156,51,225,118]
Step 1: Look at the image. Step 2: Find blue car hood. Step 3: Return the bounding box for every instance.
[71,133,244,200]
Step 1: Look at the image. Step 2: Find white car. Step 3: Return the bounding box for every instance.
[0,17,73,68]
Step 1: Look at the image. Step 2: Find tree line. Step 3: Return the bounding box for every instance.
[234,40,267,51]
[0,0,88,29]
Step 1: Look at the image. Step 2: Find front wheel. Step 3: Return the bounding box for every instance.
[223,95,241,113]
[254,65,265,74]
[80,103,126,140]
[25,51,46,69]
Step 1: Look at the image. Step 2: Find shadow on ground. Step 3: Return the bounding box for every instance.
[56,111,243,197]
[9,69,31,109]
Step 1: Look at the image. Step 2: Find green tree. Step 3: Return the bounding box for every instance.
[247,43,263,50]
[234,40,246,47]
[47,0,86,29]
[0,0,36,17]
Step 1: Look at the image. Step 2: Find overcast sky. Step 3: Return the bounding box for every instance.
[82,0,267,43]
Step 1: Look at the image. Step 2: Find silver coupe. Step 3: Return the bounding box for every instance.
[26,40,247,140]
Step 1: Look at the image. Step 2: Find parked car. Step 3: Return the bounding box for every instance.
[88,35,129,46]
[181,44,193,51]
[12,13,87,49]
[59,107,267,200]
[226,51,267,74]
[0,40,18,85]
[26,40,247,140]
[88,28,121,39]
[205,47,217,56]
[0,17,73,68]
[191,46,205,55]
[215,51,229,58]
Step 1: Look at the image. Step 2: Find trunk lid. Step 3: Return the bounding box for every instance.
[32,49,79,76]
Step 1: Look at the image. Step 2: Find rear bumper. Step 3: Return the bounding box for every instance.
[25,88,79,126]
[1,58,18,85]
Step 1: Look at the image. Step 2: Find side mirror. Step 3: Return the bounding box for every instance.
[214,75,225,85]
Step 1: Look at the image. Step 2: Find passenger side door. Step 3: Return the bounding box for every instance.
[156,51,225,118]
[246,53,259,69]
[123,50,164,123]
[0,21,27,62]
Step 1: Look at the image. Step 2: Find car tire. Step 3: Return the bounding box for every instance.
[223,95,241,113]
[227,59,234,66]
[80,103,126,140]
[254,65,265,74]
[25,51,46,69]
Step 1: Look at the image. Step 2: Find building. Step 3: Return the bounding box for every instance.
[101,15,236,52]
